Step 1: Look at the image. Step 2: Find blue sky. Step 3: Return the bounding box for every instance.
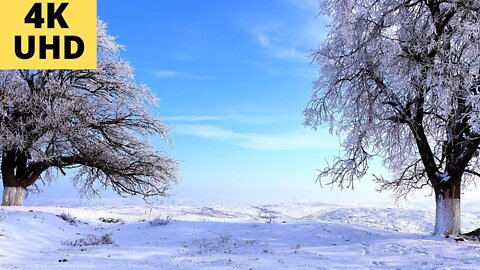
[27,0,404,205]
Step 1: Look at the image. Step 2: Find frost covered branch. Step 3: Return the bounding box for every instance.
[0,20,177,205]
[305,0,480,235]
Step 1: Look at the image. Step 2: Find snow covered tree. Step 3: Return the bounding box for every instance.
[0,21,177,206]
[304,0,479,235]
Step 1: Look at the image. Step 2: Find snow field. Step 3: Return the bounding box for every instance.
[1,203,480,269]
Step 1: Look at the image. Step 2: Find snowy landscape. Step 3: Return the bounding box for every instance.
[2,201,480,269]
[0,0,479,269]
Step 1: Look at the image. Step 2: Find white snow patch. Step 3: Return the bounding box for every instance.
[0,202,479,269]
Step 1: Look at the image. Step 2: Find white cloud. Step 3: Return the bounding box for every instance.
[154,70,180,78]
[152,70,215,80]
[163,115,245,122]
[165,115,226,122]
[253,33,308,62]
[244,0,329,62]
[174,125,236,141]
[163,114,289,124]
[173,124,336,151]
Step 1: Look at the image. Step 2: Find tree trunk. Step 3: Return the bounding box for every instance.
[1,187,27,206]
[1,149,40,206]
[434,190,461,236]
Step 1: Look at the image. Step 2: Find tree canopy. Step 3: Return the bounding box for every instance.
[305,0,480,235]
[0,21,177,205]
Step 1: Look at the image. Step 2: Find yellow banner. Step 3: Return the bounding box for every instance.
[0,0,97,69]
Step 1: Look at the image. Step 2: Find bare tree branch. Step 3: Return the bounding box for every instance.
[0,20,177,203]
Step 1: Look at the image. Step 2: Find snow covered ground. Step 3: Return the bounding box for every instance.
[1,202,480,269]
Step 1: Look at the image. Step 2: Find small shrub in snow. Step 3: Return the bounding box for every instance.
[259,214,275,223]
[57,213,77,225]
[458,228,480,242]
[149,215,172,226]
[63,233,114,247]
[265,216,274,223]
[99,217,123,224]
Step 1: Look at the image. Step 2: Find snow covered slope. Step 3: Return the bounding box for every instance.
[1,203,480,269]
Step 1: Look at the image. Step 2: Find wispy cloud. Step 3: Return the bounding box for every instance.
[163,113,297,124]
[154,70,181,78]
[244,0,328,63]
[164,115,250,122]
[174,125,236,141]
[173,124,336,151]
[152,70,216,80]
[253,33,308,62]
